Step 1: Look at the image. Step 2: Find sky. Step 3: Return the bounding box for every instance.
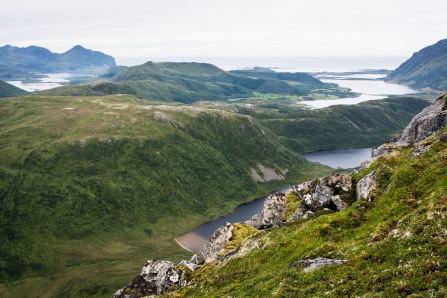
[1,0,446,61]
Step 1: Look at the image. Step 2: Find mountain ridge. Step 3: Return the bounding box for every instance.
[385,38,447,91]
[0,44,116,79]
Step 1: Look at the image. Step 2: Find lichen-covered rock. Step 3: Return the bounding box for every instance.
[332,195,349,211]
[292,178,319,197]
[327,174,353,192]
[112,260,187,297]
[245,214,262,229]
[200,222,234,263]
[261,193,287,227]
[396,91,447,145]
[178,259,201,272]
[412,144,431,157]
[287,257,348,273]
[305,179,334,211]
[287,203,309,222]
[356,170,378,201]
[302,210,316,219]
[189,254,199,264]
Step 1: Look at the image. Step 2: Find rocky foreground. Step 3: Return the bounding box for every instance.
[112,92,447,297]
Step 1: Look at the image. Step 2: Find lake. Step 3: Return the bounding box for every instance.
[302,147,372,169]
[175,187,291,252]
[301,76,419,109]
[7,73,97,92]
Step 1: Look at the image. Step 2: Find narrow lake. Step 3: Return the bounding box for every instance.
[175,187,291,252]
[303,147,372,169]
[302,76,419,109]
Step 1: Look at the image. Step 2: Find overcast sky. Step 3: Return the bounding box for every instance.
[1,0,446,60]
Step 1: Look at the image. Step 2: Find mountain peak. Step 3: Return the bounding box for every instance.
[70,45,87,51]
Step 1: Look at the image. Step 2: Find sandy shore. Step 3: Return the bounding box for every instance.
[175,232,208,253]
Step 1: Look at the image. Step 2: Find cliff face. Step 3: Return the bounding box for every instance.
[115,92,447,297]
[385,38,447,91]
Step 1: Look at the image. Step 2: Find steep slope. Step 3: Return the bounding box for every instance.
[253,96,430,153]
[385,38,447,91]
[0,94,329,295]
[0,44,116,78]
[0,80,28,97]
[155,92,447,297]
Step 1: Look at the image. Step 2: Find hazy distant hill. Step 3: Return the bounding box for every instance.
[385,38,447,91]
[39,61,352,103]
[0,45,116,79]
[0,80,28,97]
[107,61,349,103]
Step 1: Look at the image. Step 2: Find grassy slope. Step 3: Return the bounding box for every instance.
[255,96,430,153]
[0,94,329,296]
[176,127,447,297]
[0,80,28,98]
[386,38,447,91]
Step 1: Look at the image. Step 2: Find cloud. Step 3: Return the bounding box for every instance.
[1,0,446,57]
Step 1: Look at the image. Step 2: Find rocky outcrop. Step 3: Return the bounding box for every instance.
[332,195,349,211]
[305,179,335,211]
[112,260,187,297]
[356,170,378,201]
[178,254,201,272]
[200,222,234,263]
[287,257,348,273]
[245,214,262,229]
[261,193,287,227]
[396,91,447,145]
[287,204,308,222]
[360,91,447,169]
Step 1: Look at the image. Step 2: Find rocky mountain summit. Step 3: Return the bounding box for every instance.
[112,92,447,297]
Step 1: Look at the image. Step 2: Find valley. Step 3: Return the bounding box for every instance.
[0,40,445,297]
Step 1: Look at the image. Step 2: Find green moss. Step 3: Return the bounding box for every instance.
[284,190,302,221]
[221,223,258,256]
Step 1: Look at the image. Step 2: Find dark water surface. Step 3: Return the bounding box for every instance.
[303,147,372,169]
[175,187,291,252]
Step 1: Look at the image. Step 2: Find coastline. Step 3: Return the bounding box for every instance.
[174,238,197,253]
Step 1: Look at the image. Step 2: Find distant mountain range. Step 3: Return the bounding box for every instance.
[38,61,353,103]
[0,45,116,79]
[386,38,447,91]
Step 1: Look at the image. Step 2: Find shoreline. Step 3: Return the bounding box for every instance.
[174,237,199,253]
[174,186,293,252]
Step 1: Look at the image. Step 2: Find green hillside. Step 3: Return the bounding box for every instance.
[0,94,329,296]
[0,80,28,97]
[36,81,135,97]
[254,96,430,153]
[37,62,355,103]
[174,113,447,297]
[386,38,447,91]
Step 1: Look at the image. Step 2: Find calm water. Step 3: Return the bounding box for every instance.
[7,73,97,92]
[175,187,291,252]
[302,76,419,109]
[303,148,372,169]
